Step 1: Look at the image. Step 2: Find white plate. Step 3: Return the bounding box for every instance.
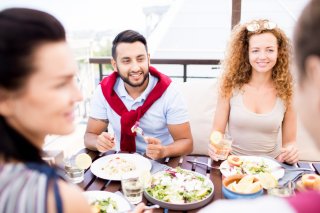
[83,191,131,212]
[90,153,152,180]
[220,156,285,180]
[144,169,214,210]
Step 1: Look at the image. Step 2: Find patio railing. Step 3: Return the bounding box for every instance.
[89,57,221,82]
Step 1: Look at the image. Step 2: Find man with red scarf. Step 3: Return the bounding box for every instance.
[84,30,193,160]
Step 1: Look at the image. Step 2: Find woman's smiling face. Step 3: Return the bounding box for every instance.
[2,41,82,145]
[248,32,278,74]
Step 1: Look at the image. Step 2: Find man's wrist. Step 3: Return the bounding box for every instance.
[161,145,168,158]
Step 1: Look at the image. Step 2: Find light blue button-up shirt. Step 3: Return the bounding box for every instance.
[90,73,189,153]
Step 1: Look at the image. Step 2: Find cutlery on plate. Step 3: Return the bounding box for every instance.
[271,166,314,172]
[186,160,223,170]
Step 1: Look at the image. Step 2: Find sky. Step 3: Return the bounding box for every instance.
[0,0,161,32]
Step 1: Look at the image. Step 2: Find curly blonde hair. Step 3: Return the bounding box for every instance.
[220,19,293,107]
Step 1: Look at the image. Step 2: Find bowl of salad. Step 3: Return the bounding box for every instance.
[144,168,214,210]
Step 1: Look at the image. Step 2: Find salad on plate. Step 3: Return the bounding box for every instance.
[145,167,213,204]
[220,155,284,180]
[90,197,118,213]
[83,191,131,213]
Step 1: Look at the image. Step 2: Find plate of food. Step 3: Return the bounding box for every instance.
[144,167,214,210]
[220,155,285,180]
[83,191,131,213]
[90,153,152,180]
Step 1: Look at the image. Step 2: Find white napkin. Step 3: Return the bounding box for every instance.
[150,160,172,174]
[278,162,313,186]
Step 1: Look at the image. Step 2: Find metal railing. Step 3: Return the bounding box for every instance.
[89,57,221,82]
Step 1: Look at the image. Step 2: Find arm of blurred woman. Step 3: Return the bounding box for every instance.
[277,105,298,164]
[47,180,92,213]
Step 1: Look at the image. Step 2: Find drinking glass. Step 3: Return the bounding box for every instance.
[64,157,84,184]
[267,182,295,197]
[121,171,143,204]
[211,134,233,160]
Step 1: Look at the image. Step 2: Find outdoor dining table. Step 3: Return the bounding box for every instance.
[76,148,320,213]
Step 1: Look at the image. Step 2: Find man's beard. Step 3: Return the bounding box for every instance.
[117,65,149,87]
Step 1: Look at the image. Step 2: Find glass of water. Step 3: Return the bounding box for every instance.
[121,171,143,204]
[64,157,84,184]
[267,181,296,197]
[211,134,233,160]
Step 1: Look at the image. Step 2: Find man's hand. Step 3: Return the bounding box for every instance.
[145,137,165,160]
[276,144,299,164]
[96,132,115,152]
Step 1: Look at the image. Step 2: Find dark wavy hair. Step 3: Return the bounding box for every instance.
[111,29,147,59]
[0,8,66,162]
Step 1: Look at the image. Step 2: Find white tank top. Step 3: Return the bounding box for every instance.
[228,90,285,158]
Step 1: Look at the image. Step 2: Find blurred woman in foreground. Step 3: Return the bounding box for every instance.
[0,8,148,213]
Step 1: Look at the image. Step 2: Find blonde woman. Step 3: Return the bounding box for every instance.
[209,19,298,164]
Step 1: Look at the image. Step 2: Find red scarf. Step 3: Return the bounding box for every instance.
[100,66,171,152]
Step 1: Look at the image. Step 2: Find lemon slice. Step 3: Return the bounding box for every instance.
[258,172,278,189]
[210,131,223,145]
[75,153,92,170]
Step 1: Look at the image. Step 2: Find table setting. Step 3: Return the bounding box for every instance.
[65,147,320,212]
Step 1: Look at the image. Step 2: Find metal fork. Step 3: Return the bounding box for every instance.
[131,125,145,137]
[186,160,224,170]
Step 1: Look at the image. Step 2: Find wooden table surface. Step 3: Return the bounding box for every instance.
[77,149,320,213]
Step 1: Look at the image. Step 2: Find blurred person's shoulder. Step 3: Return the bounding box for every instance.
[286,191,320,213]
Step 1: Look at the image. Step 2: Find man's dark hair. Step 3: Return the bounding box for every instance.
[111,30,147,59]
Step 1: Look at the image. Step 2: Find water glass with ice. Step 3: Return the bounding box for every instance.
[210,132,233,160]
[121,171,143,204]
[64,156,84,184]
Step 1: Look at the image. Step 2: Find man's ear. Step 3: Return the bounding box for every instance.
[148,53,151,66]
[305,55,320,89]
[111,59,117,72]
